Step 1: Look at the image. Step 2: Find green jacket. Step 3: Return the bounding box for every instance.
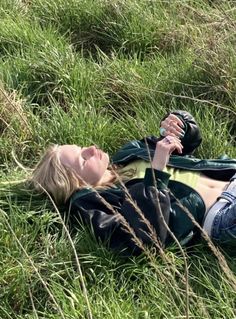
[69,110,236,255]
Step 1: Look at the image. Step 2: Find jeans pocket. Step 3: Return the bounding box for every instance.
[215,204,236,245]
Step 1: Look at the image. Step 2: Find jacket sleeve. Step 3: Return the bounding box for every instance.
[69,169,172,256]
[161,110,202,155]
[120,168,171,253]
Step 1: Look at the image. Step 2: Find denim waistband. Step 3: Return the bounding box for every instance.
[219,178,236,203]
[203,177,236,235]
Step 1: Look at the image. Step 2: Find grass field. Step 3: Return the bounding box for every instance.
[0,0,236,318]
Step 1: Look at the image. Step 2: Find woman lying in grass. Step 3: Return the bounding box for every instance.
[31,110,236,255]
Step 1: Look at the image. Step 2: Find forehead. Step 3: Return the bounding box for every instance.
[59,144,81,153]
[58,144,81,163]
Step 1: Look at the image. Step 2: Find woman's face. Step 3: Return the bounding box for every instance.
[58,144,110,186]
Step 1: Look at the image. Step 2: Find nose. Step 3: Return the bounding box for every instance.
[82,145,97,159]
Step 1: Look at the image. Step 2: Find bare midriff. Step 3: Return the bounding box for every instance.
[120,159,229,211]
[195,174,229,211]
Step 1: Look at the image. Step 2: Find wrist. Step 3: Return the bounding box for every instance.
[151,160,166,171]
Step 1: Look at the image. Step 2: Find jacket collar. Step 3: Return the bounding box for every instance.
[112,139,236,174]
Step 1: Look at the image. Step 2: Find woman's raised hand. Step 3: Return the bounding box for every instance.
[160,114,185,138]
[152,136,183,171]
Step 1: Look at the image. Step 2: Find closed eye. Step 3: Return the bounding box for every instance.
[78,149,87,166]
[81,157,86,166]
[80,149,87,160]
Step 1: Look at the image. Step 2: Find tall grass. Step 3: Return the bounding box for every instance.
[1,0,236,318]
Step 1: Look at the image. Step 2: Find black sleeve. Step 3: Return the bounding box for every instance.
[120,169,171,252]
[69,169,172,256]
[161,110,202,155]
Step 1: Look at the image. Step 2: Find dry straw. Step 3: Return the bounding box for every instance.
[0,82,32,135]
[0,207,67,319]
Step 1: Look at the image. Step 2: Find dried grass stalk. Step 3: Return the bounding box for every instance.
[0,82,31,135]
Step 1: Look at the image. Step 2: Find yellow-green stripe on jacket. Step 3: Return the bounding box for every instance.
[119,159,200,189]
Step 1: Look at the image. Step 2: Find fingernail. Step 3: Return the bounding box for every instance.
[179,132,185,138]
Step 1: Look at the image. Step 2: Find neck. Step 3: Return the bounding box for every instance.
[97,169,116,186]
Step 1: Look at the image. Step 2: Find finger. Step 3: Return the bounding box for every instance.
[172,142,183,152]
[167,126,185,137]
[164,136,183,152]
[167,114,184,127]
[163,135,183,146]
[161,119,180,129]
[169,142,183,154]
[169,121,185,133]
[161,121,185,137]
[166,132,179,138]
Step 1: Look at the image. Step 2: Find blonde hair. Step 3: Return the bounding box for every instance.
[31,145,81,204]
[31,145,137,205]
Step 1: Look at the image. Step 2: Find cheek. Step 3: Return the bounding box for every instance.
[91,164,107,183]
[103,153,109,167]
[80,166,101,184]
[79,156,109,185]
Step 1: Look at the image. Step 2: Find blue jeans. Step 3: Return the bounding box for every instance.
[210,174,236,249]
